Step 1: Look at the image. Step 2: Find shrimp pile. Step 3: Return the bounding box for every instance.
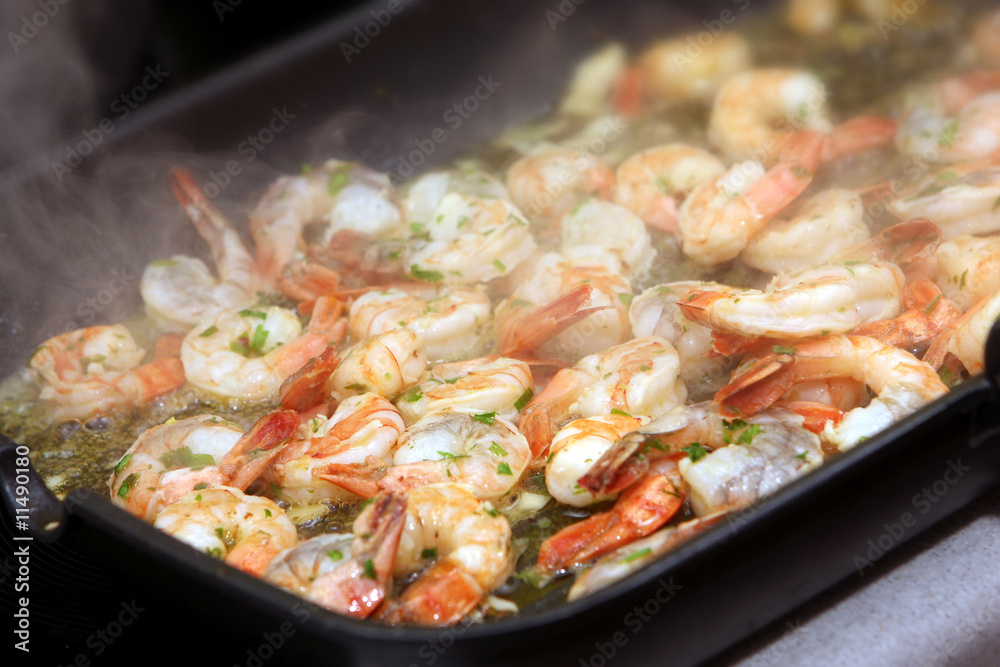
[9,1,1000,629]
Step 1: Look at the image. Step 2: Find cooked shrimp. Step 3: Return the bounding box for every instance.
[495,253,632,360]
[401,169,510,225]
[347,283,492,363]
[181,297,345,401]
[896,72,1000,164]
[376,483,513,626]
[559,199,655,277]
[505,149,615,222]
[544,414,647,507]
[566,513,726,601]
[629,282,738,401]
[948,291,1000,375]
[251,159,405,282]
[326,329,427,401]
[263,494,407,618]
[678,260,904,338]
[519,336,687,459]
[153,486,297,576]
[934,234,1000,310]
[888,164,1000,239]
[612,144,727,233]
[109,410,299,521]
[28,325,185,423]
[558,43,627,116]
[378,410,531,501]
[396,356,533,426]
[406,193,537,285]
[264,393,405,504]
[787,0,841,34]
[708,69,832,162]
[678,410,823,516]
[638,33,753,104]
[678,131,824,266]
[716,335,948,451]
[536,456,684,576]
[142,169,265,330]
[741,189,870,274]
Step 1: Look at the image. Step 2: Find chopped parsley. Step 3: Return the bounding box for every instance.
[472,411,496,425]
[514,387,534,411]
[682,443,708,462]
[411,265,444,283]
[621,547,653,563]
[159,447,215,470]
[497,462,513,476]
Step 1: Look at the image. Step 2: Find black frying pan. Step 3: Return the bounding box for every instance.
[3,1,1000,665]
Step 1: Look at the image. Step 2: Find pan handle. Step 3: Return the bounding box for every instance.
[0,434,67,543]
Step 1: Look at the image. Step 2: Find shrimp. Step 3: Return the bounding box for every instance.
[401,169,511,225]
[326,329,427,402]
[707,69,832,163]
[251,159,405,282]
[612,144,727,233]
[677,260,905,338]
[396,356,534,426]
[28,325,185,423]
[637,33,753,104]
[141,169,265,330]
[559,199,655,278]
[376,483,513,626]
[181,297,345,401]
[378,410,531,501]
[568,513,726,601]
[787,0,841,34]
[264,393,405,505]
[519,337,687,459]
[678,131,825,266]
[495,253,632,360]
[716,335,948,451]
[947,291,1000,376]
[505,149,615,222]
[558,44,628,117]
[888,164,1000,239]
[896,72,1000,164]
[153,486,297,576]
[406,193,537,285]
[347,284,492,363]
[630,282,739,401]
[535,456,684,577]
[544,414,648,507]
[934,234,1000,311]
[740,189,870,274]
[263,494,407,618]
[109,410,299,521]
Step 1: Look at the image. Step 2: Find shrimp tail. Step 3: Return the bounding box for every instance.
[577,430,651,496]
[376,559,484,627]
[499,285,611,355]
[315,456,388,499]
[772,400,844,434]
[276,261,343,311]
[537,459,684,575]
[218,409,301,490]
[822,116,897,162]
[279,346,341,412]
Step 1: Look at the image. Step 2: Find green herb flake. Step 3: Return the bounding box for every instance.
[610,408,631,417]
[924,294,941,314]
[493,258,507,272]
[327,549,343,561]
[772,345,796,355]
[194,483,208,491]
[327,165,354,195]
[736,424,763,445]
[403,388,424,403]
[497,462,513,476]
[617,292,634,307]
[682,443,708,462]
[621,547,653,564]
[795,451,809,460]
[437,450,469,461]
[116,473,139,498]
[238,309,267,319]
[514,387,534,412]
[114,453,133,475]
[960,269,968,290]
[411,265,444,283]
[489,442,508,457]
[421,548,438,560]
[472,411,496,425]
[198,325,219,338]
